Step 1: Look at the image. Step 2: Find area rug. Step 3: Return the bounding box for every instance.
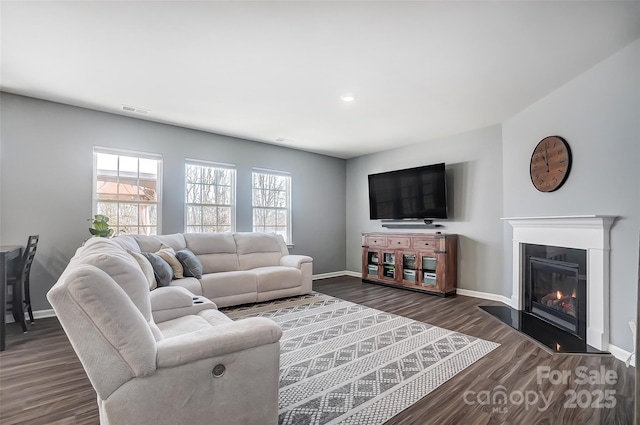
[222,293,500,425]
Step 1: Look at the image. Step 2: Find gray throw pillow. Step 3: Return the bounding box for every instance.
[176,248,203,279]
[142,252,174,287]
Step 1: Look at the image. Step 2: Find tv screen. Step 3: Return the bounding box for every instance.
[368,163,448,220]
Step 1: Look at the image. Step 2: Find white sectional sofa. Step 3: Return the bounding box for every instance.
[112,232,313,308]
[47,236,284,425]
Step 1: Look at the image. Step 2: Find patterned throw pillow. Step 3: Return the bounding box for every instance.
[155,244,184,279]
[142,252,173,287]
[175,248,203,279]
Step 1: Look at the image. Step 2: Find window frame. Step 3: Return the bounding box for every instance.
[184,159,237,233]
[251,167,292,244]
[92,146,163,236]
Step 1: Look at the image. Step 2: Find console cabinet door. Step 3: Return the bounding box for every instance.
[400,251,418,286]
[362,249,381,280]
[418,252,440,292]
[380,250,398,282]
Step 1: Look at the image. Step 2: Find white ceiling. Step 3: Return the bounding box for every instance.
[2,1,640,159]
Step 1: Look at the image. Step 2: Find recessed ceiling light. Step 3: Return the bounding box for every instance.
[340,94,356,102]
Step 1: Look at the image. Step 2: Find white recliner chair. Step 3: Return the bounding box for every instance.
[47,238,282,425]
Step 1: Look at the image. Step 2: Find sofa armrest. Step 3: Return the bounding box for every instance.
[150,286,217,323]
[150,286,197,310]
[280,255,313,269]
[156,317,282,368]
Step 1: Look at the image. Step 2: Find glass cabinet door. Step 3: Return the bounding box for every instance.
[401,252,418,284]
[419,253,438,289]
[382,251,396,281]
[364,249,381,279]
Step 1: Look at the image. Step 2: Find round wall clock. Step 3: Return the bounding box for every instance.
[529,136,572,192]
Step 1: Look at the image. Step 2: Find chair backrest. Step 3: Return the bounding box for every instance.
[19,235,39,281]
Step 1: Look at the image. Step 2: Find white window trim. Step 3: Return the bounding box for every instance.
[251,168,292,244]
[93,146,163,234]
[184,159,237,233]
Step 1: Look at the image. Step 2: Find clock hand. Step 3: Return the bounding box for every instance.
[544,145,549,172]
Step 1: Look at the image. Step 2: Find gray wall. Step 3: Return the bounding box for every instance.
[2,40,637,355]
[0,93,347,311]
[502,39,640,352]
[345,125,504,295]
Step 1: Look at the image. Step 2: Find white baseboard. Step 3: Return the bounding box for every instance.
[5,308,56,323]
[608,343,636,367]
[312,270,360,280]
[456,288,512,305]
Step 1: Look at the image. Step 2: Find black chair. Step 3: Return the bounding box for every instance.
[6,235,39,332]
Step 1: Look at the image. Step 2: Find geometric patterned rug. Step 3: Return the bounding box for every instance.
[222,292,500,425]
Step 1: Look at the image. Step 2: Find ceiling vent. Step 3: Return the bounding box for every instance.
[121,105,149,115]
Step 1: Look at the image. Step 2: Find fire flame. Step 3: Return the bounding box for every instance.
[556,290,562,300]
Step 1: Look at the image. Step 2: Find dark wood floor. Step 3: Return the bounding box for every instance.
[0,276,635,425]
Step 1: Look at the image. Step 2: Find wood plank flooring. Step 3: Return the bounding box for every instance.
[0,276,635,425]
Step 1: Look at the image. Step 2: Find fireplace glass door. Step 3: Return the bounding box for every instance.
[529,258,581,336]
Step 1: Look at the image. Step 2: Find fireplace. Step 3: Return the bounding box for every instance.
[503,215,616,351]
[523,244,587,340]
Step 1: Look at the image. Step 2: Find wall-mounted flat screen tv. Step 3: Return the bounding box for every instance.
[368,163,448,220]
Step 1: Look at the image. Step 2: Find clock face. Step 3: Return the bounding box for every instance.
[529,136,572,192]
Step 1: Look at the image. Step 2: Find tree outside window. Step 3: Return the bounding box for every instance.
[94,149,161,235]
[252,170,291,243]
[185,162,235,233]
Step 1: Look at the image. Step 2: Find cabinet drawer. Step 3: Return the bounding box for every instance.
[388,236,411,248]
[413,237,436,250]
[365,236,387,247]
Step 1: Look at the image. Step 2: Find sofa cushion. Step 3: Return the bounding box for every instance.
[253,266,302,292]
[184,233,240,274]
[111,235,142,253]
[198,253,241,274]
[156,244,184,279]
[198,309,233,327]
[77,237,126,258]
[237,252,282,270]
[175,248,203,278]
[143,252,173,287]
[156,315,213,339]
[198,271,257,300]
[128,250,157,290]
[169,277,202,296]
[234,232,285,255]
[234,233,285,270]
[132,233,187,254]
[184,232,236,255]
[156,309,231,339]
[79,251,153,321]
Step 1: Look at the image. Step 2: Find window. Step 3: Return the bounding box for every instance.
[252,169,291,243]
[185,161,236,233]
[94,148,162,235]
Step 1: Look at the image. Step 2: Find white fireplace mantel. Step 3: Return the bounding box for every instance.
[502,215,617,350]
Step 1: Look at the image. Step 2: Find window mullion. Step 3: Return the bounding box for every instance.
[116,155,121,232]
